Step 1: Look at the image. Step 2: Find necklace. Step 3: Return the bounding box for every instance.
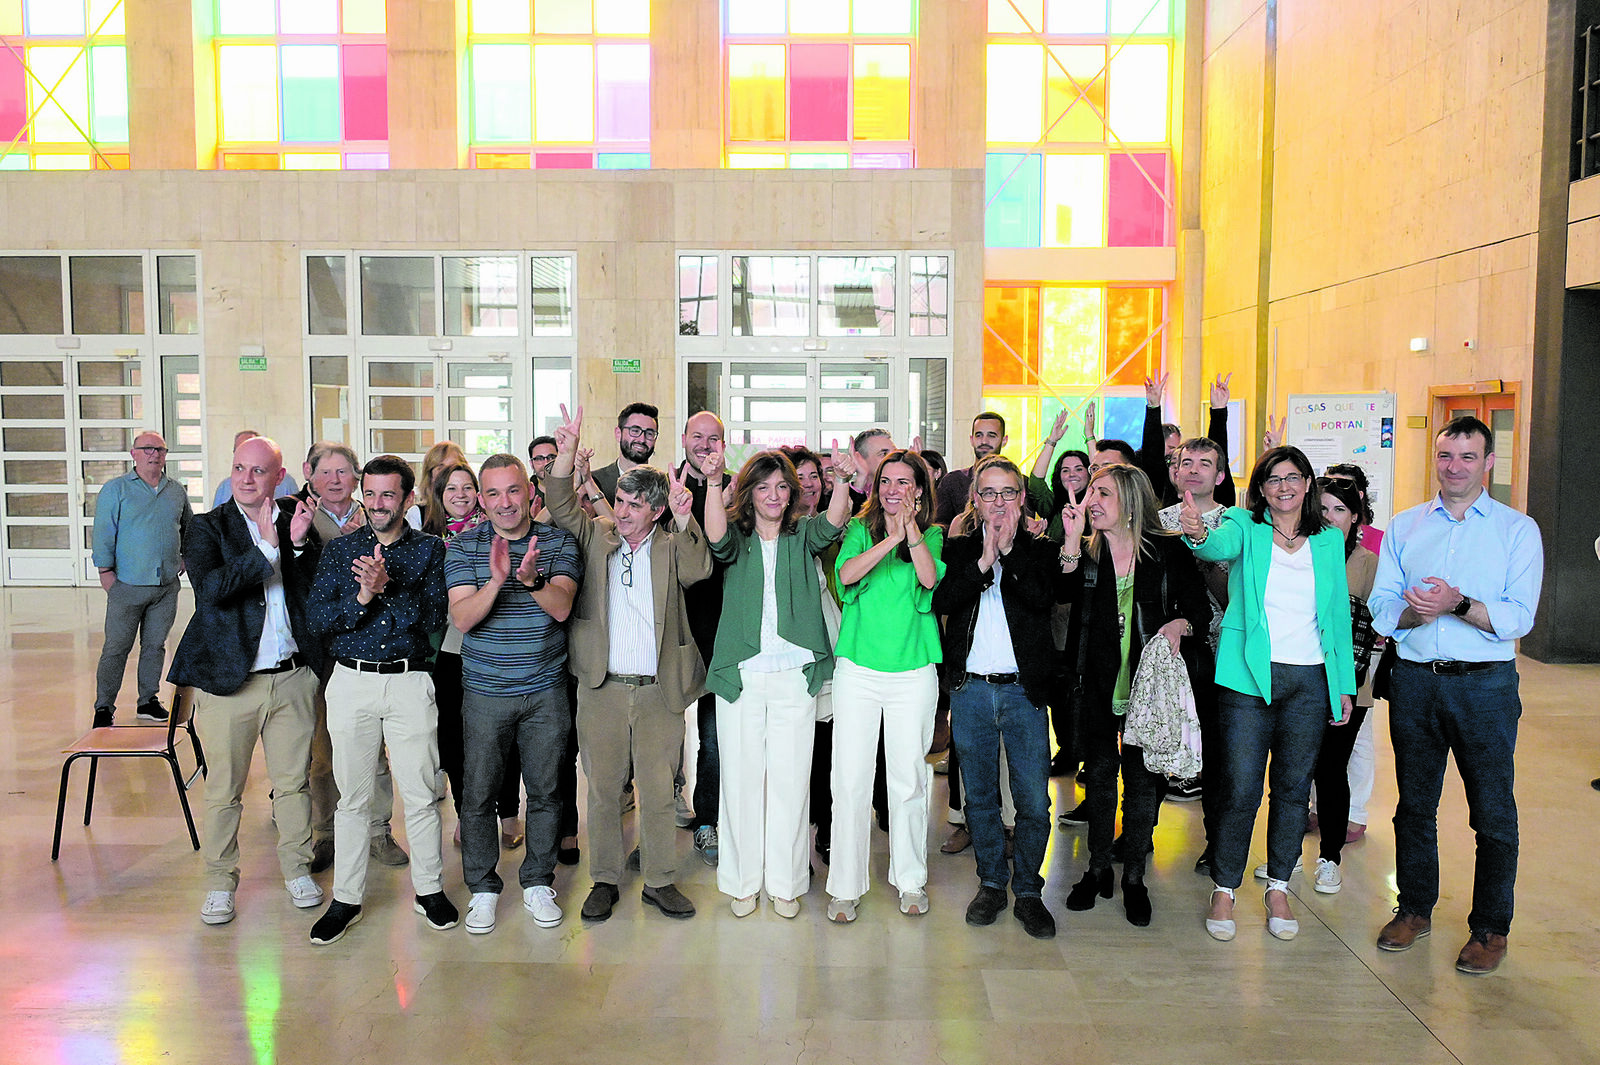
[1272,522,1302,545]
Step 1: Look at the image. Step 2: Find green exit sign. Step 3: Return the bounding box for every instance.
[238,356,268,372]
[611,358,641,374]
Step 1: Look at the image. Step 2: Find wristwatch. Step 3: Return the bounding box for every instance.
[1451,594,1472,617]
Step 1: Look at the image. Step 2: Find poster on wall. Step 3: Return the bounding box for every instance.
[1285,392,1398,527]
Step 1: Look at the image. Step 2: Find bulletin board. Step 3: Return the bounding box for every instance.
[1285,392,1398,527]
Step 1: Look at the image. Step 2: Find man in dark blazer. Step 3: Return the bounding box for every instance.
[589,401,659,504]
[169,436,325,927]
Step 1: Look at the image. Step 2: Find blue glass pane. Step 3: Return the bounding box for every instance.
[985,153,1041,248]
[1101,396,1146,445]
[597,152,651,169]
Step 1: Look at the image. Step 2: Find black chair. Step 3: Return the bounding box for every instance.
[52,687,207,860]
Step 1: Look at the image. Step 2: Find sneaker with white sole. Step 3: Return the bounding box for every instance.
[523,884,563,927]
[200,890,236,925]
[1314,857,1343,894]
[309,901,362,945]
[899,889,930,916]
[466,891,498,934]
[674,782,694,829]
[1252,856,1303,880]
[693,824,719,866]
[827,897,857,923]
[286,875,324,909]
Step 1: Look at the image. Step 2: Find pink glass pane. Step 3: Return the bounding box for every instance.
[596,43,649,142]
[342,43,388,141]
[535,152,592,169]
[0,48,24,143]
[1107,152,1170,247]
[789,43,848,142]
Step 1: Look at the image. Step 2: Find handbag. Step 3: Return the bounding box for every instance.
[1123,637,1204,778]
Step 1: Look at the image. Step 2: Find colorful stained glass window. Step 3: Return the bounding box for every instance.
[724,0,916,168]
[0,0,129,170]
[466,0,650,169]
[213,0,388,170]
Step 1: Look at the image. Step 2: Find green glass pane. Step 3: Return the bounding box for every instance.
[280,45,341,143]
[216,0,276,35]
[0,154,30,170]
[89,46,128,143]
[471,0,530,34]
[470,44,531,143]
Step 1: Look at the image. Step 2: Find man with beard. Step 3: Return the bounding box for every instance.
[591,402,659,504]
[936,413,1009,525]
[304,456,457,944]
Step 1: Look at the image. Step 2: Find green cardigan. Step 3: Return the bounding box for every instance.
[705,514,844,702]
[1191,507,1357,720]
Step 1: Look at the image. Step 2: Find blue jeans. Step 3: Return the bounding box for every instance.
[1211,663,1330,890]
[1389,659,1520,935]
[948,678,1051,898]
[460,685,570,894]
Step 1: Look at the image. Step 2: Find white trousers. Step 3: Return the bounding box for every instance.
[326,666,444,904]
[826,659,937,901]
[715,666,816,901]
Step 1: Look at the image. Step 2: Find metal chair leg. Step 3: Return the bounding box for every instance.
[83,757,98,825]
[167,754,201,851]
[52,756,78,861]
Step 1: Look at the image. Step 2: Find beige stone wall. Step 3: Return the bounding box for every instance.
[0,169,982,470]
[1200,0,1545,510]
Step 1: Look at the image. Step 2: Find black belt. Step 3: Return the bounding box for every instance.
[966,672,1020,686]
[338,657,432,675]
[1402,659,1501,676]
[606,672,656,686]
[254,653,306,675]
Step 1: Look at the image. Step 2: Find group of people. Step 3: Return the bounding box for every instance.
[86,378,1541,971]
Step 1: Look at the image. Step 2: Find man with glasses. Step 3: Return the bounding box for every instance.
[591,402,660,505]
[92,431,194,727]
[544,405,712,922]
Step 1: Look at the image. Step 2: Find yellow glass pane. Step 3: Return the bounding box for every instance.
[595,0,649,33]
[1040,286,1102,386]
[0,0,21,35]
[474,152,531,168]
[1042,153,1103,247]
[283,152,342,169]
[979,395,1035,457]
[988,0,1043,32]
[853,44,909,141]
[217,45,280,143]
[1106,287,1162,385]
[727,152,786,168]
[790,0,848,34]
[728,44,785,142]
[94,152,130,168]
[1045,45,1105,143]
[342,0,386,33]
[27,46,90,143]
[534,0,592,34]
[533,44,593,141]
[222,152,281,169]
[88,0,123,34]
[985,45,1042,143]
[471,0,530,34]
[33,153,92,169]
[1108,44,1169,144]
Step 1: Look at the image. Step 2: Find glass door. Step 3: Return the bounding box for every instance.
[360,353,524,466]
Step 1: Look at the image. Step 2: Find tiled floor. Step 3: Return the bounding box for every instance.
[4,587,1598,1065]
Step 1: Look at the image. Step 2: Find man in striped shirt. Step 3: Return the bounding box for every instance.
[444,454,582,935]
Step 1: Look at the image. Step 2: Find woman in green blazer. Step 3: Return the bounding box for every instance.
[1179,445,1356,943]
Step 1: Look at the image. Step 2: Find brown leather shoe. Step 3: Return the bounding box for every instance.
[940,826,972,854]
[1376,910,1432,951]
[1455,930,1508,974]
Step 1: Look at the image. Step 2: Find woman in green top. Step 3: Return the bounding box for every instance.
[699,445,855,919]
[826,450,945,924]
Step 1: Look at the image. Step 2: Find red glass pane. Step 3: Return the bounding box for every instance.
[983,286,1040,387]
[1105,287,1162,385]
[790,43,848,142]
[0,48,25,143]
[1108,152,1170,247]
[534,152,593,169]
[342,43,388,141]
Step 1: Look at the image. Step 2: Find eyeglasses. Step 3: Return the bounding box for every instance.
[529,454,556,467]
[975,487,1021,502]
[133,446,168,455]
[1263,474,1306,489]
[621,426,659,441]
[619,546,635,587]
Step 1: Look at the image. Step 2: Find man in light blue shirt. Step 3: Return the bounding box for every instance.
[92,431,193,727]
[1367,415,1543,975]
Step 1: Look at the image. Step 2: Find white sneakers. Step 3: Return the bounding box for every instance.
[466,891,498,934]
[1252,856,1304,880]
[200,890,236,926]
[286,876,323,909]
[523,885,563,928]
[898,889,930,916]
[1314,857,1343,894]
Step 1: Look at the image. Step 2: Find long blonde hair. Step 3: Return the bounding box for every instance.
[1084,463,1173,560]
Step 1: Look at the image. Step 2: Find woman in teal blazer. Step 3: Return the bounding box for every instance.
[1179,445,1355,943]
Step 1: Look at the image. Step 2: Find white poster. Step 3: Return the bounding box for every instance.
[1285,392,1398,528]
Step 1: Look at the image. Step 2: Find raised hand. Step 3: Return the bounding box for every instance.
[352,542,389,599]
[829,440,856,487]
[1083,402,1097,441]
[1060,482,1087,543]
[979,515,1000,569]
[554,402,583,455]
[1263,413,1285,450]
[910,434,924,454]
[667,465,694,518]
[1144,372,1169,408]
[574,446,594,484]
[1024,513,1047,538]
[1209,371,1233,410]
[288,495,316,546]
[514,535,541,586]
[1047,407,1071,444]
[1177,489,1206,540]
[489,533,511,582]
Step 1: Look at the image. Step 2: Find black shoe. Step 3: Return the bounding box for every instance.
[309,901,362,945]
[581,882,620,921]
[1058,801,1089,826]
[1013,896,1057,939]
[641,883,696,919]
[92,707,114,729]
[1047,753,1077,778]
[965,885,1008,926]
[557,843,581,866]
[1066,868,1113,911]
[135,699,168,722]
[1193,850,1213,877]
[413,892,459,930]
[626,847,641,871]
[1592,777,1600,792]
[1121,876,1152,927]
[309,838,335,875]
